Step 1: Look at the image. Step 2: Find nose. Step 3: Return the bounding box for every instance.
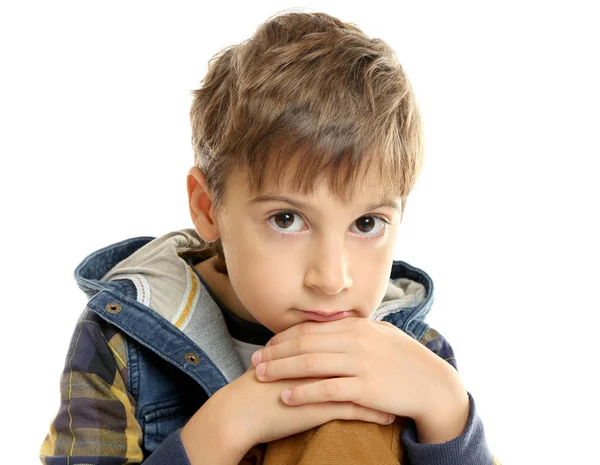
[304,236,353,295]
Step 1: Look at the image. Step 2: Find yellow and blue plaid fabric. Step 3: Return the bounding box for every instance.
[40,310,143,464]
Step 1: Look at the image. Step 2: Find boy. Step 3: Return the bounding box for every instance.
[40,10,500,465]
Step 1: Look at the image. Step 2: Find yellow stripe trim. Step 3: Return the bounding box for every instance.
[174,265,198,328]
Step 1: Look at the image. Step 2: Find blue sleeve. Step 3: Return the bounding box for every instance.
[402,391,495,465]
[143,429,191,465]
[405,327,498,464]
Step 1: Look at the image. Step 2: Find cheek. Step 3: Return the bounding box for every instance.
[353,242,396,315]
[221,231,298,312]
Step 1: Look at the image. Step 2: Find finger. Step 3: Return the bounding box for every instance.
[316,401,395,426]
[280,377,363,405]
[256,353,355,381]
[252,333,352,366]
[269,318,357,346]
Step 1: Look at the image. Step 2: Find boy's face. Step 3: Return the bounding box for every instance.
[195,165,402,334]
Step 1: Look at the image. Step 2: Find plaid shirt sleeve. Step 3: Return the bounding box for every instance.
[40,310,145,464]
[419,326,460,371]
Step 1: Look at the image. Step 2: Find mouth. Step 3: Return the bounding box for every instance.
[299,310,352,322]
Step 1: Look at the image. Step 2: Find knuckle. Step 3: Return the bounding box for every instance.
[322,380,337,398]
[304,355,319,372]
[269,345,281,361]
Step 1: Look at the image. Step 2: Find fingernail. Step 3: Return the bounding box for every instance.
[266,340,272,347]
[281,389,291,402]
[387,414,395,424]
[256,363,266,378]
[251,350,262,366]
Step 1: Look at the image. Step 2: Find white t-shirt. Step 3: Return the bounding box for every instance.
[231,337,265,371]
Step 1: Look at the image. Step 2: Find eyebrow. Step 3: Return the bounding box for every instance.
[249,195,400,212]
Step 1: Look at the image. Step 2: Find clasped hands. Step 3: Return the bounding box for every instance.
[250,317,470,444]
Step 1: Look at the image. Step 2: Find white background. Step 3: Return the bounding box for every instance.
[1,1,598,464]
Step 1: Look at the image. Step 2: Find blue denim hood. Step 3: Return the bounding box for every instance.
[74,228,436,393]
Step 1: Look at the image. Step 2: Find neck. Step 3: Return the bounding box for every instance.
[194,256,258,323]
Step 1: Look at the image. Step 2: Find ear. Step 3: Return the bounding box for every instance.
[187,167,219,242]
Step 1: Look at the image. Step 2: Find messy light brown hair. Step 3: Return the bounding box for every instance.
[190,10,425,274]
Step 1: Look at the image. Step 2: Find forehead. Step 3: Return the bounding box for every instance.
[227,159,390,205]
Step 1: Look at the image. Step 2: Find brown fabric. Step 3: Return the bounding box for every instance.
[240,417,407,465]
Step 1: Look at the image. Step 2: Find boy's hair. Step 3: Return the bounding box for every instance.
[190,10,424,274]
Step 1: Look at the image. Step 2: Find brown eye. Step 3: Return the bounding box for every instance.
[350,216,386,237]
[355,216,375,233]
[269,211,305,233]
[274,212,295,229]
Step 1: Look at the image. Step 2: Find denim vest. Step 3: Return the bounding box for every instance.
[74,234,435,455]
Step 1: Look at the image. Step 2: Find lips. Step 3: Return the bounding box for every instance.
[300,310,352,322]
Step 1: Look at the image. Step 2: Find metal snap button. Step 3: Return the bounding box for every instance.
[106,303,122,314]
[185,352,200,365]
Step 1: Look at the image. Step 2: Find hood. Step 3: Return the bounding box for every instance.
[74,228,435,382]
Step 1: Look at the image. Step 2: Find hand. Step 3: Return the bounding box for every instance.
[250,318,469,427]
[205,367,396,451]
